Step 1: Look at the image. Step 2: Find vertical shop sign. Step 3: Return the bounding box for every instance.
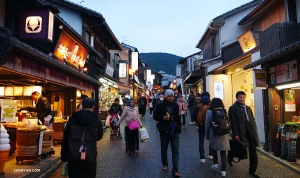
[276,60,298,83]
[132,52,138,72]
[214,81,224,99]
[176,64,181,77]
[254,69,266,89]
[284,89,296,112]
[105,64,114,77]
[119,63,127,78]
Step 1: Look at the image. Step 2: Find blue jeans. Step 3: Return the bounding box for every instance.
[160,132,179,173]
[188,107,194,122]
[198,126,205,159]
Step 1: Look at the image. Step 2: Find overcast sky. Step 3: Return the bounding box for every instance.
[69,0,253,57]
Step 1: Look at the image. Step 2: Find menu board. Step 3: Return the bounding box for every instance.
[1,99,18,122]
[4,87,13,96]
[23,86,33,96]
[14,87,23,96]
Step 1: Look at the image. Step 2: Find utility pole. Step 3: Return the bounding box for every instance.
[79,0,84,5]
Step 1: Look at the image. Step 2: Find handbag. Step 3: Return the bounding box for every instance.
[228,139,248,163]
[127,120,139,130]
[139,127,149,140]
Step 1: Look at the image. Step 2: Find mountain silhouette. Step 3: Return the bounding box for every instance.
[140,52,182,75]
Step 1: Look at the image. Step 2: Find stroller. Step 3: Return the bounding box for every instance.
[108,113,122,140]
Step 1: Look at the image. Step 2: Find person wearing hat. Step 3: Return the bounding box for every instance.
[138,93,147,118]
[77,94,88,111]
[153,89,181,177]
[61,97,103,178]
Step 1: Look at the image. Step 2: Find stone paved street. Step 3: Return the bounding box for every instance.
[48,109,300,178]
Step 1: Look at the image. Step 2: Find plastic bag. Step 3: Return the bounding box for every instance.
[105,115,111,127]
[139,127,149,140]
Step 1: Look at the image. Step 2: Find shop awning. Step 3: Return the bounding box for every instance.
[117,83,132,95]
[184,70,202,84]
[244,41,300,70]
[209,47,259,74]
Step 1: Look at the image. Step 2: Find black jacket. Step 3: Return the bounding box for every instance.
[228,102,259,147]
[108,103,123,115]
[35,96,52,124]
[61,110,103,178]
[153,99,181,133]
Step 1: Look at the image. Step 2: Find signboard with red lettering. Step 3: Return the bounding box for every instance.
[276,60,298,84]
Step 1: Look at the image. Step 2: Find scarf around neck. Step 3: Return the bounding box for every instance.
[236,100,249,121]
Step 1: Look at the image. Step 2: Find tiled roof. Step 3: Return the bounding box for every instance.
[244,41,300,69]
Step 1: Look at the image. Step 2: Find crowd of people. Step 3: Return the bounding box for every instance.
[59,89,260,178]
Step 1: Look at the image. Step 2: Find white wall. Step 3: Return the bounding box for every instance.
[207,61,222,72]
[221,8,255,47]
[0,0,5,26]
[206,74,232,110]
[251,51,265,143]
[48,2,83,35]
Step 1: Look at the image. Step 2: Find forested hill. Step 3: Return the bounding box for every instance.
[140,53,182,75]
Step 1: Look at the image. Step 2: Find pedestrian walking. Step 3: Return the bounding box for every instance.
[109,98,123,116]
[116,99,143,155]
[177,95,187,129]
[138,93,147,118]
[153,89,181,177]
[148,95,155,117]
[187,91,196,124]
[76,94,88,111]
[228,91,260,178]
[193,91,211,164]
[61,97,103,178]
[205,98,230,177]
[173,88,180,103]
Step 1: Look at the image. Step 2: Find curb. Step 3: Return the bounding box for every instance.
[257,147,300,174]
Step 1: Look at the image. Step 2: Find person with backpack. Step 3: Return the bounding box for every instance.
[138,93,147,118]
[116,99,143,155]
[205,98,230,177]
[187,91,196,124]
[192,91,212,164]
[153,89,181,177]
[229,91,260,178]
[61,97,103,178]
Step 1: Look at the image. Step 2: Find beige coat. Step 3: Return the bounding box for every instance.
[116,106,143,127]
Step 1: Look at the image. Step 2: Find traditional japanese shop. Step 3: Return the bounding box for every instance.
[245,49,300,162]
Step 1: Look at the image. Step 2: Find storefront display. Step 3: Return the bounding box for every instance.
[99,79,119,120]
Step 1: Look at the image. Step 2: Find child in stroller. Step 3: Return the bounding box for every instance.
[109,113,122,140]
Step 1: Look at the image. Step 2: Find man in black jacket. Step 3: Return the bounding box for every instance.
[153,89,181,177]
[229,91,259,178]
[61,97,103,178]
[31,91,53,125]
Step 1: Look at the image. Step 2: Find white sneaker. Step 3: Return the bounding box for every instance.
[200,159,205,164]
[149,115,152,117]
[189,122,195,125]
[209,155,213,160]
[221,171,226,177]
[211,164,219,169]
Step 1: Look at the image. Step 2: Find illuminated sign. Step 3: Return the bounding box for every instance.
[238,30,257,53]
[54,30,88,68]
[132,52,138,72]
[119,63,127,78]
[19,8,56,42]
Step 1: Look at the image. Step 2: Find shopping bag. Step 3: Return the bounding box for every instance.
[228,139,248,163]
[139,127,149,140]
[127,120,139,130]
[105,115,111,127]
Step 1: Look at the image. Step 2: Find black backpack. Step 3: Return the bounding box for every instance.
[68,119,99,162]
[211,109,231,135]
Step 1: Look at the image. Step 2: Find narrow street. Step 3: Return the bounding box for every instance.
[49,109,299,178]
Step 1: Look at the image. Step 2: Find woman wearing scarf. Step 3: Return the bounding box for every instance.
[116,99,143,155]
